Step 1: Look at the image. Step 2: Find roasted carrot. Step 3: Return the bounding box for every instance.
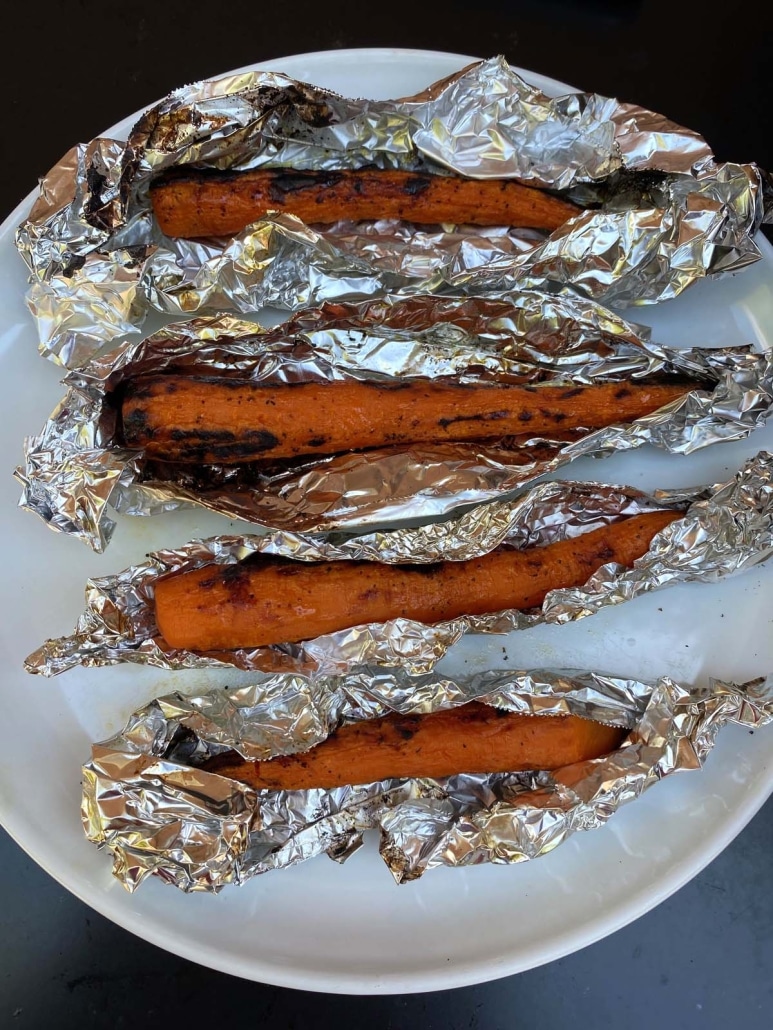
[153,510,682,651]
[204,706,626,789]
[149,168,581,238]
[122,376,693,465]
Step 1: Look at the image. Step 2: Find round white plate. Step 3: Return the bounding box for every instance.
[1,48,772,995]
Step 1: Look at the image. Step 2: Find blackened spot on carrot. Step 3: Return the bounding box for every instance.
[518,410,533,422]
[182,429,236,443]
[615,387,632,399]
[123,378,157,401]
[560,387,585,399]
[199,562,259,593]
[221,563,252,583]
[196,562,250,591]
[307,436,328,448]
[122,407,154,441]
[438,411,509,428]
[268,170,344,202]
[170,428,281,461]
[403,176,432,197]
[591,545,615,563]
[197,554,314,590]
[392,563,444,577]
[393,715,422,740]
[199,749,241,774]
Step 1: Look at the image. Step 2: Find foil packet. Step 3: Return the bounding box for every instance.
[17,293,773,553]
[81,666,773,890]
[15,56,771,368]
[27,451,773,678]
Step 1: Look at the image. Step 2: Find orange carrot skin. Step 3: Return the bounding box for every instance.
[149,168,581,238]
[205,706,626,790]
[153,510,682,651]
[122,376,692,465]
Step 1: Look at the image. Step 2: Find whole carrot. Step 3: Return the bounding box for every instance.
[149,168,581,238]
[153,509,682,651]
[205,705,626,790]
[122,376,693,465]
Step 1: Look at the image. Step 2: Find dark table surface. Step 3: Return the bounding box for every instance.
[3,1,773,1026]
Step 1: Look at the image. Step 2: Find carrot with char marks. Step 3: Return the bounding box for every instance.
[153,509,683,651]
[121,376,693,465]
[149,168,582,239]
[205,705,626,790]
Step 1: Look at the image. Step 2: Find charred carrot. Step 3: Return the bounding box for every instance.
[149,168,581,238]
[122,376,692,465]
[204,705,626,789]
[153,510,682,651]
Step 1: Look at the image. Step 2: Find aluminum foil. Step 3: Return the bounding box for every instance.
[15,56,771,367]
[27,451,773,678]
[81,666,773,890]
[17,293,773,552]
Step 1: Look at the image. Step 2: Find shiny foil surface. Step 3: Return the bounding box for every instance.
[81,667,773,890]
[26,451,773,677]
[17,295,773,552]
[15,57,771,367]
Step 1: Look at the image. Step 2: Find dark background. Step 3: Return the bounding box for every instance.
[3,1,773,1025]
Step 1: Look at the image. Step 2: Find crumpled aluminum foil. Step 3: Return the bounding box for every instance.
[17,293,773,552]
[27,451,773,678]
[81,666,773,890]
[16,56,771,367]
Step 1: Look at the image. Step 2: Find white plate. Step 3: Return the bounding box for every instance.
[1,48,772,995]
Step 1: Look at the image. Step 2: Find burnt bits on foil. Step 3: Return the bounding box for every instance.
[15,56,772,367]
[16,294,773,552]
[81,667,773,890]
[26,451,773,678]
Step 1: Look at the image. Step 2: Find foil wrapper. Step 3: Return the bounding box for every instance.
[17,294,773,552]
[81,667,773,890]
[27,451,773,678]
[15,56,771,367]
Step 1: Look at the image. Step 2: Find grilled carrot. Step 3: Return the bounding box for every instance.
[153,510,682,651]
[204,706,626,790]
[122,376,692,465]
[149,168,581,238]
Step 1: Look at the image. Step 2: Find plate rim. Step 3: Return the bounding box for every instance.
[2,45,772,995]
